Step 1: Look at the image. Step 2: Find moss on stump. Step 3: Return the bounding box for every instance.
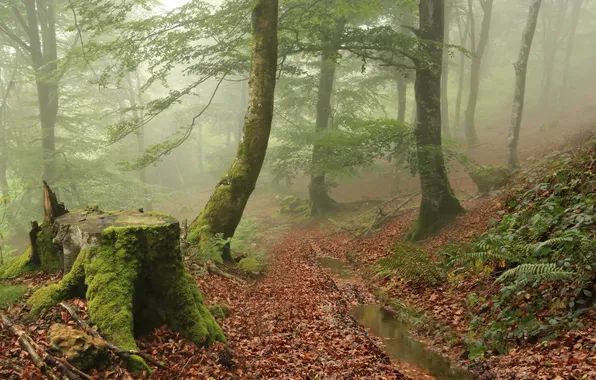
[27,210,225,373]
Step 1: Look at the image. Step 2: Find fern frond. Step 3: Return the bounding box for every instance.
[454,251,516,264]
[498,263,576,283]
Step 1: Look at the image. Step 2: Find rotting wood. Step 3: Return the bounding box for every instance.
[58,302,168,370]
[43,181,68,224]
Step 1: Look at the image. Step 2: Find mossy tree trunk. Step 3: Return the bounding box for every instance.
[188,0,278,262]
[308,16,345,216]
[410,0,465,241]
[463,0,493,147]
[441,0,453,139]
[507,0,542,171]
[28,209,225,374]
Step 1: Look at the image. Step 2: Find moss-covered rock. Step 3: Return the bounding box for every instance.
[468,165,511,193]
[238,257,264,273]
[209,304,231,319]
[49,323,108,370]
[279,195,309,215]
[27,211,225,374]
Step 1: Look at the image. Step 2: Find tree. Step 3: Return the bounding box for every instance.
[559,0,583,116]
[463,0,493,147]
[441,0,454,138]
[507,0,542,171]
[0,0,74,185]
[308,14,345,216]
[188,0,279,262]
[453,5,470,137]
[410,0,464,240]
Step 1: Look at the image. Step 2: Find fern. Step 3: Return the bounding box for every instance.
[498,263,576,283]
[377,243,446,286]
[455,250,516,264]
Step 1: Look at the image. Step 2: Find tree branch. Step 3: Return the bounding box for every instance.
[0,22,30,52]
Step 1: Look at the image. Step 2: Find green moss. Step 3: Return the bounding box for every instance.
[0,249,35,279]
[238,257,264,273]
[126,355,151,374]
[37,225,61,273]
[209,304,231,319]
[86,204,100,211]
[0,284,27,308]
[468,165,511,193]
[146,211,174,219]
[409,190,464,241]
[28,254,86,315]
[27,218,224,374]
[279,195,308,215]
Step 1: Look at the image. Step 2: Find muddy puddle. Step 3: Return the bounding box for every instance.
[317,257,476,380]
[317,256,354,279]
[352,304,477,380]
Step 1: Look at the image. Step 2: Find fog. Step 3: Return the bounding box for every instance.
[0,0,594,248]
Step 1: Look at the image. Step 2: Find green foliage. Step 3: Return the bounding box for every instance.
[0,249,34,279]
[238,257,264,273]
[467,165,511,193]
[449,144,596,358]
[376,243,446,287]
[0,284,27,308]
[279,195,308,215]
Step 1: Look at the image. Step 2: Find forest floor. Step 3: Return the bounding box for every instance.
[1,123,596,379]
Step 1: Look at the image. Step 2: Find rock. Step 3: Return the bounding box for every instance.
[279,195,308,215]
[468,165,511,193]
[49,323,108,370]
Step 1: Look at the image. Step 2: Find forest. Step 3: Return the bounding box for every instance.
[0,0,595,379]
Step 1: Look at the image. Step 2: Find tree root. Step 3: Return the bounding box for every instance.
[207,264,246,284]
[58,302,168,370]
[0,312,86,380]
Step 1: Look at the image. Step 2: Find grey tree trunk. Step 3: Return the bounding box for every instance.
[507,0,542,171]
[0,66,17,203]
[464,0,493,147]
[397,74,407,123]
[237,79,248,143]
[188,0,278,262]
[559,0,583,116]
[540,0,567,116]
[196,124,205,176]
[454,10,470,137]
[308,17,346,216]
[441,0,454,138]
[411,0,464,241]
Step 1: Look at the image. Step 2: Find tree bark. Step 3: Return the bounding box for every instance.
[454,9,470,137]
[559,0,582,116]
[411,0,464,241]
[196,124,205,176]
[507,0,542,171]
[308,16,345,216]
[397,73,407,123]
[0,66,17,203]
[464,0,493,147]
[540,0,567,116]
[441,0,454,138]
[188,0,278,262]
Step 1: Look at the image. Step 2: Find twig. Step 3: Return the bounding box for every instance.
[58,303,168,370]
[0,313,64,380]
[0,359,24,375]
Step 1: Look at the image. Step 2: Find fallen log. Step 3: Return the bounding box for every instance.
[59,302,167,370]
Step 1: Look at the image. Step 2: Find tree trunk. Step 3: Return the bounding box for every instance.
[454,10,470,137]
[26,207,224,374]
[397,73,407,123]
[0,67,17,203]
[507,0,542,171]
[559,0,582,116]
[237,78,248,143]
[308,17,346,216]
[540,0,566,117]
[441,0,453,138]
[188,0,278,262]
[464,0,493,147]
[410,0,464,241]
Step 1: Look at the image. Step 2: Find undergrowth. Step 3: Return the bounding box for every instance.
[446,141,596,358]
[0,283,27,308]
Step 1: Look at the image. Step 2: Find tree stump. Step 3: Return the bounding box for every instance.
[27,208,225,373]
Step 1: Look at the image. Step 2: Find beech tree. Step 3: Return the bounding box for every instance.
[188,0,279,262]
[410,0,464,240]
[463,0,493,147]
[507,0,542,171]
